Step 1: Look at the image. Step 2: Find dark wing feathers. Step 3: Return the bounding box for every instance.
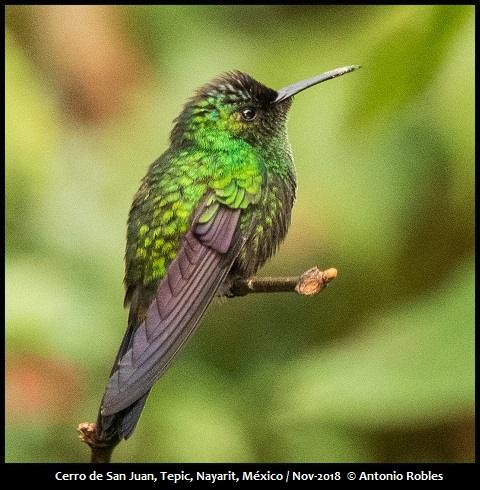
[100,205,242,419]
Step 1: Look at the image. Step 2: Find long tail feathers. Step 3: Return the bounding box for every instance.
[95,206,242,443]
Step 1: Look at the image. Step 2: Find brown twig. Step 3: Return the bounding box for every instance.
[229,266,337,296]
[77,422,119,463]
[77,266,337,463]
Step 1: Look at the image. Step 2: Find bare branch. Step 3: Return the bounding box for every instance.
[77,422,119,463]
[229,266,337,296]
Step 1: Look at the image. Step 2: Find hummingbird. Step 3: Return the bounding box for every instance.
[96,65,360,444]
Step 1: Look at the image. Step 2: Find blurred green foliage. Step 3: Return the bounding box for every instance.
[5,5,474,462]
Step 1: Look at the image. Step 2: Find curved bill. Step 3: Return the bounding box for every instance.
[273,65,361,104]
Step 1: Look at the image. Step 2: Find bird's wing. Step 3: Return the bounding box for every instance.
[101,204,243,415]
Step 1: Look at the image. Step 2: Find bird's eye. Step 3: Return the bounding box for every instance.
[240,108,257,122]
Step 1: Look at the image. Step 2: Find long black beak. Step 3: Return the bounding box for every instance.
[273,65,361,104]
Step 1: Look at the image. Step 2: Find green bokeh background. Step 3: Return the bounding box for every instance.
[5,5,474,463]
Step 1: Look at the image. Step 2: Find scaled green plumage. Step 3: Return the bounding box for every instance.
[124,71,296,318]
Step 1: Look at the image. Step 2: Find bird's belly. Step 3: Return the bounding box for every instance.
[231,186,294,280]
